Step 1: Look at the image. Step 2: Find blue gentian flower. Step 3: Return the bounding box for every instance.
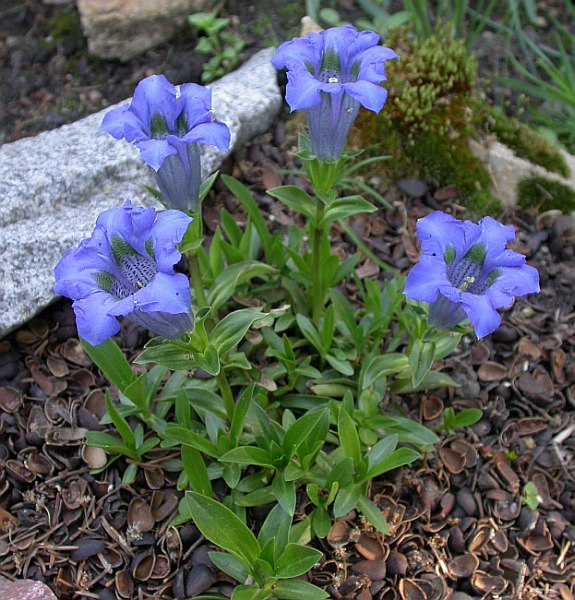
[55,202,193,346]
[404,211,540,339]
[100,75,230,212]
[271,25,399,161]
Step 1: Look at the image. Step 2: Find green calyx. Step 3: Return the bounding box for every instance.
[464,243,486,267]
[443,245,456,265]
[111,236,137,266]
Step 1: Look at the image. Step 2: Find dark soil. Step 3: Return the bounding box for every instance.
[1,2,575,600]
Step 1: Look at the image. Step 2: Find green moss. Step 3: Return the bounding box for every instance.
[484,109,570,178]
[351,23,499,214]
[48,10,83,42]
[517,177,575,213]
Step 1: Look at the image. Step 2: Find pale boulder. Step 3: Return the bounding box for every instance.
[77,0,216,60]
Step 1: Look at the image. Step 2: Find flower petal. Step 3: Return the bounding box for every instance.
[343,80,387,112]
[485,263,540,309]
[459,292,502,339]
[416,211,471,261]
[285,70,323,110]
[73,293,121,346]
[130,74,180,132]
[404,255,450,303]
[178,120,231,151]
[135,138,177,171]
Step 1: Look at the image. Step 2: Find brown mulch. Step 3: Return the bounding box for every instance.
[2,2,575,599]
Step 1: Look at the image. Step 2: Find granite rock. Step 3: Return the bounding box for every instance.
[0,48,281,338]
[0,576,57,600]
[77,0,215,61]
[470,137,575,209]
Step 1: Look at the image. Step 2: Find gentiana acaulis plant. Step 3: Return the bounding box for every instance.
[54,201,193,346]
[100,74,230,213]
[404,211,540,338]
[271,24,399,163]
[50,25,542,599]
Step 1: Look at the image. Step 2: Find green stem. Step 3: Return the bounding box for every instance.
[217,370,235,422]
[311,199,326,325]
[189,253,208,308]
[185,210,208,309]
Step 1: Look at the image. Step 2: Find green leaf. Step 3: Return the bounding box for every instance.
[409,339,437,389]
[453,408,483,428]
[208,262,274,311]
[275,543,323,579]
[272,579,329,600]
[311,506,332,538]
[283,409,329,460]
[319,195,377,227]
[338,408,361,468]
[231,585,270,600]
[364,447,420,481]
[211,309,268,356]
[134,340,194,370]
[271,474,296,516]
[295,314,325,355]
[84,431,138,459]
[357,496,390,534]
[209,551,250,584]
[365,434,399,470]
[185,491,260,567]
[222,174,272,259]
[258,504,291,561]
[368,415,439,447]
[266,185,316,219]
[230,384,255,447]
[391,370,459,394]
[220,446,275,468]
[181,445,213,496]
[104,391,135,448]
[360,354,409,390]
[325,353,354,376]
[333,484,362,518]
[194,344,221,376]
[161,425,220,458]
[81,338,135,393]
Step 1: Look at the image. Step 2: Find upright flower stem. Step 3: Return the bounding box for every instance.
[311,199,326,325]
[217,370,235,422]
[185,211,208,309]
[188,253,208,308]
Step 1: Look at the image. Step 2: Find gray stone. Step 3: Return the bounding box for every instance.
[469,137,575,210]
[0,576,57,600]
[0,48,281,338]
[77,0,215,61]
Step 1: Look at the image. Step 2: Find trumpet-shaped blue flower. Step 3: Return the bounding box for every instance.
[404,211,540,339]
[100,74,230,212]
[55,202,193,346]
[272,25,399,161]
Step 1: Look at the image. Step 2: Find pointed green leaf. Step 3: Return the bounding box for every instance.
[81,338,135,393]
[185,491,260,566]
[357,495,390,534]
[275,543,323,579]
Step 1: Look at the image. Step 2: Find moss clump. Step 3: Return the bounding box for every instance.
[353,23,499,214]
[517,177,575,213]
[48,10,83,42]
[383,23,477,137]
[483,109,570,178]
